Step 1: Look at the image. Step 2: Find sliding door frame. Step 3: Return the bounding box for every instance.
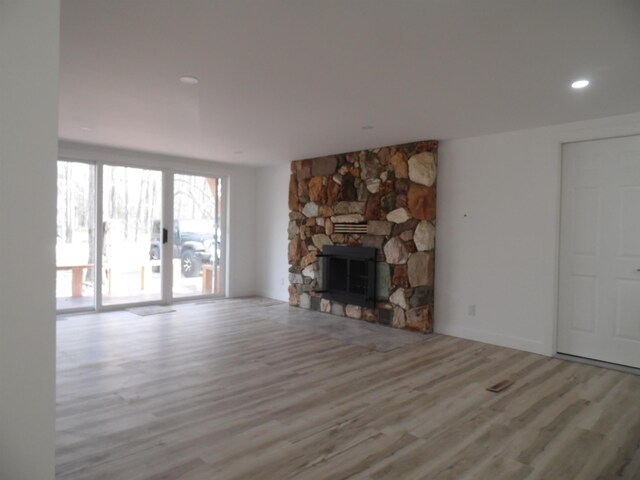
[57,145,229,313]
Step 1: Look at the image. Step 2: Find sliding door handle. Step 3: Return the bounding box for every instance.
[162,228,168,244]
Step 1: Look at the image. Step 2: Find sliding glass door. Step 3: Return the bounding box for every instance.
[101,165,163,306]
[56,161,96,310]
[172,173,223,298]
[56,161,225,313]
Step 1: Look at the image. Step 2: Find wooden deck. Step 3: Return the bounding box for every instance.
[56,298,640,479]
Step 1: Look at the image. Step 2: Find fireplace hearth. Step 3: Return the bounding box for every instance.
[318,245,376,308]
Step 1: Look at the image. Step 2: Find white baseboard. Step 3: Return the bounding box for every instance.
[434,323,551,356]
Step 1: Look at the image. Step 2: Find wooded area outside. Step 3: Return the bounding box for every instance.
[56,161,222,309]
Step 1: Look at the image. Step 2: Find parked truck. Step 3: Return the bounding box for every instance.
[149,220,219,277]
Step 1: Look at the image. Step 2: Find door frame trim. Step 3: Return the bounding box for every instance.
[554,133,640,359]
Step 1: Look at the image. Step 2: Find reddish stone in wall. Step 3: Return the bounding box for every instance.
[406,305,433,333]
[408,184,436,220]
[308,176,326,203]
[298,179,310,203]
[326,179,341,206]
[415,140,438,153]
[379,180,395,196]
[392,218,419,236]
[390,151,408,179]
[294,159,312,181]
[288,236,307,264]
[395,193,408,209]
[392,265,409,288]
[396,178,410,194]
[363,308,378,322]
[288,285,299,306]
[288,174,298,211]
[364,193,381,220]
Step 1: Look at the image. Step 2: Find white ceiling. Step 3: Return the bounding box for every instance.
[60,0,640,166]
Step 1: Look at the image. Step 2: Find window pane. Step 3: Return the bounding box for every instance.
[173,174,222,298]
[56,161,96,310]
[102,165,162,306]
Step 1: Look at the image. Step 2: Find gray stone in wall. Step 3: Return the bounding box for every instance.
[414,220,435,251]
[288,221,300,238]
[360,153,382,179]
[290,211,305,221]
[357,181,369,202]
[330,214,365,223]
[392,307,406,328]
[312,156,338,176]
[376,263,391,300]
[302,264,315,279]
[407,252,431,287]
[310,296,321,311]
[383,237,409,264]
[409,286,433,308]
[289,273,303,284]
[387,208,410,224]
[331,302,345,316]
[299,293,311,309]
[334,202,365,214]
[320,298,331,313]
[389,288,409,310]
[408,152,436,187]
[302,202,319,217]
[361,235,384,250]
[311,233,333,250]
[381,192,396,212]
[366,178,381,193]
[367,220,392,236]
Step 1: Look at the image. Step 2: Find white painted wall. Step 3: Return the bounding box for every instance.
[225,166,258,297]
[0,1,59,478]
[255,163,290,302]
[436,112,640,355]
[58,141,258,298]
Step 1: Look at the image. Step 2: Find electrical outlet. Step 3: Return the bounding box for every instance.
[280,277,285,286]
[468,304,476,317]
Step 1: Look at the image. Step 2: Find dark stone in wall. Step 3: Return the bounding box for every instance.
[312,156,337,176]
[339,174,357,201]
[310,296,321,311]
[410,286,433,308]
[378,308,393,326]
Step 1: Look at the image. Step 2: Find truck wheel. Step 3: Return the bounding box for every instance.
[181,250,201,277]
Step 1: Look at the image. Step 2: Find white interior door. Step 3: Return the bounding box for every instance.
[558,135,640,369]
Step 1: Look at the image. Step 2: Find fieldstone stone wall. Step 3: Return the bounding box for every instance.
[288,140,437,333]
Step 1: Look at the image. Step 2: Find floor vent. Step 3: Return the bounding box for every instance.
[486,380,514,393]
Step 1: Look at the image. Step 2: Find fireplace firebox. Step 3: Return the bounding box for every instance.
[318,245,376,308]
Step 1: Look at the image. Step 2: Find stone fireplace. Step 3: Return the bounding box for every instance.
[288,140,437,333]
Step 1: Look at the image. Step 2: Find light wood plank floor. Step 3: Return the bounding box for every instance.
[56,298,640,479]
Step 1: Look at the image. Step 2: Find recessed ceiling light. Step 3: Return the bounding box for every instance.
[571,79,589,89]
[179,76,199,85]
[233,150,243,155]
[361,125,374,130]
[80,127,91,131]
